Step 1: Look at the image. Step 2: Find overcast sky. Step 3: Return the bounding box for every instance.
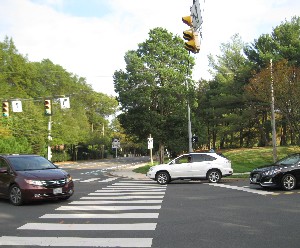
[1,0,299,96]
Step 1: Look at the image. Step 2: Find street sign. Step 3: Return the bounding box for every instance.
[60,97,70,109]
[148,137,153,149]
[112,138,120,149]
[11,100,22,112]
[190,0,202,31]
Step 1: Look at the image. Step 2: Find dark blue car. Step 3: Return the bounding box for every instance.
[250,153,300,191]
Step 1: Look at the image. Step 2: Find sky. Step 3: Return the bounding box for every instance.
[0,0,300,96]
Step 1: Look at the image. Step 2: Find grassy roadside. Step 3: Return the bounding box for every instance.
[133,146,300,175]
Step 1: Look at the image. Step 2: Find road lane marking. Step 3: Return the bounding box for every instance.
[95,189,166,192]
[89,192,165,195]
[79,178,101,183]
[81,195,164,199]
[98,178,118,183]
[40,213,159,219]
[0,237,152,247]
[207,183,277,195]
[69,200,163,204]
[18,223,157,231]
[56,205,162,211]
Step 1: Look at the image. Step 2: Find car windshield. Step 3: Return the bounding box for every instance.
[8,156,57,171]
[274,154,300,166]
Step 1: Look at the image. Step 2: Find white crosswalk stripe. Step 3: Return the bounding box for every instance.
[0,237,153,247]
[207,183,277,195]
[40,213,159,219]
[0,178,167,247]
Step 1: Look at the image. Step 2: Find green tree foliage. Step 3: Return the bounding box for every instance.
[0,37,118,160]
[202,16,300,148]
[114,27,195,162]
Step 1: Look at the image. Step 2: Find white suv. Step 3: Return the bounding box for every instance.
[147,152,233,185]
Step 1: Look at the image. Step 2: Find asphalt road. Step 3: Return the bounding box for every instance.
[0,159,300,248]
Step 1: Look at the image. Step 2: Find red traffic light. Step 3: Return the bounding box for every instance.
[44,99,52,116]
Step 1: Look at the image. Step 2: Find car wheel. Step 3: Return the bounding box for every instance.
[9,185,24,206]
[207,170,221,183]
[281,174,296,191]
[156,171,170,185]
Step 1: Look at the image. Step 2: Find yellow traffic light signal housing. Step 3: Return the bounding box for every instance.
[2,101,9,117]
[44,99,52,116]
[182,15,200,54]
[182,16,193,27]
[183,29,200,54]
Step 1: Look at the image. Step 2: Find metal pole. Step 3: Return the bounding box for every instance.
[187,52,193,153]
[47,115,52,161]
[270,59,277,162]
[188,103,193,152]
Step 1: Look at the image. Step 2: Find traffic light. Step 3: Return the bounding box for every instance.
[182,16,193,27]
[183,31,200,53]
[182,15,200,54]
[2,101,9,117]
[44,99,52,116]
[192,135,198,143]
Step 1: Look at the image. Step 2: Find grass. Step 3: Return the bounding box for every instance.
[133,146,300,175]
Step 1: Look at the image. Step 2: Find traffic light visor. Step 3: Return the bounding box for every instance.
[184,32,200,54]
[183,29,194,40]
[182,16,193,27]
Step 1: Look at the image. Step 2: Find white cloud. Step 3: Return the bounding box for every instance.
[0,0,299,95]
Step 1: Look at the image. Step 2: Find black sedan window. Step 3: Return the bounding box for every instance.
[275,154,300,166]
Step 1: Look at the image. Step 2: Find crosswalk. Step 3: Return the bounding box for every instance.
[0,179,167,247]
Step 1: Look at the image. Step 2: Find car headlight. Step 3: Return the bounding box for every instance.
[24,179,44,186]
[263,169,281,176]
[66,175,72,183]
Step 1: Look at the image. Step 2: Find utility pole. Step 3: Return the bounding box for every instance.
[270,59,277,162]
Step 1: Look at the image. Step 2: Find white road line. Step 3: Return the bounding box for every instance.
[95,189,166,192]
[56,205,162,211]
[113,183,166,187]
[107,186,165,189]
[40,213,159,219]
[80,178,101,183]
[119,180,155,183]
[98,178,118,183]
[68,200,163,204]
[89,192,165,195]
[18,223,157,231]
[207,183,276,195]
[0,236,152,247]
[81,195,164,199]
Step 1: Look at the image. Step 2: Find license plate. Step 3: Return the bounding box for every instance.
[53,188,62,194]
[252,177,257,183]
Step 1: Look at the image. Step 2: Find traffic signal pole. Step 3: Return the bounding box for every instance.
[47,115,52,161]
[188,102,193,153]
[182,0,203,152]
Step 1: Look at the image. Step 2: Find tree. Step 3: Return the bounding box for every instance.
[201,34,253,148]
[114,27,195,163]
[0,37,119,160]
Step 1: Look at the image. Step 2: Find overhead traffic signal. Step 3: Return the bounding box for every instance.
[183,30,200,54]
[44,99,52,116]
[182,15,200,54]
[182,16,193,27]
[2,101,9,117]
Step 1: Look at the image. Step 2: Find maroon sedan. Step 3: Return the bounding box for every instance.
[0,154,74,205]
